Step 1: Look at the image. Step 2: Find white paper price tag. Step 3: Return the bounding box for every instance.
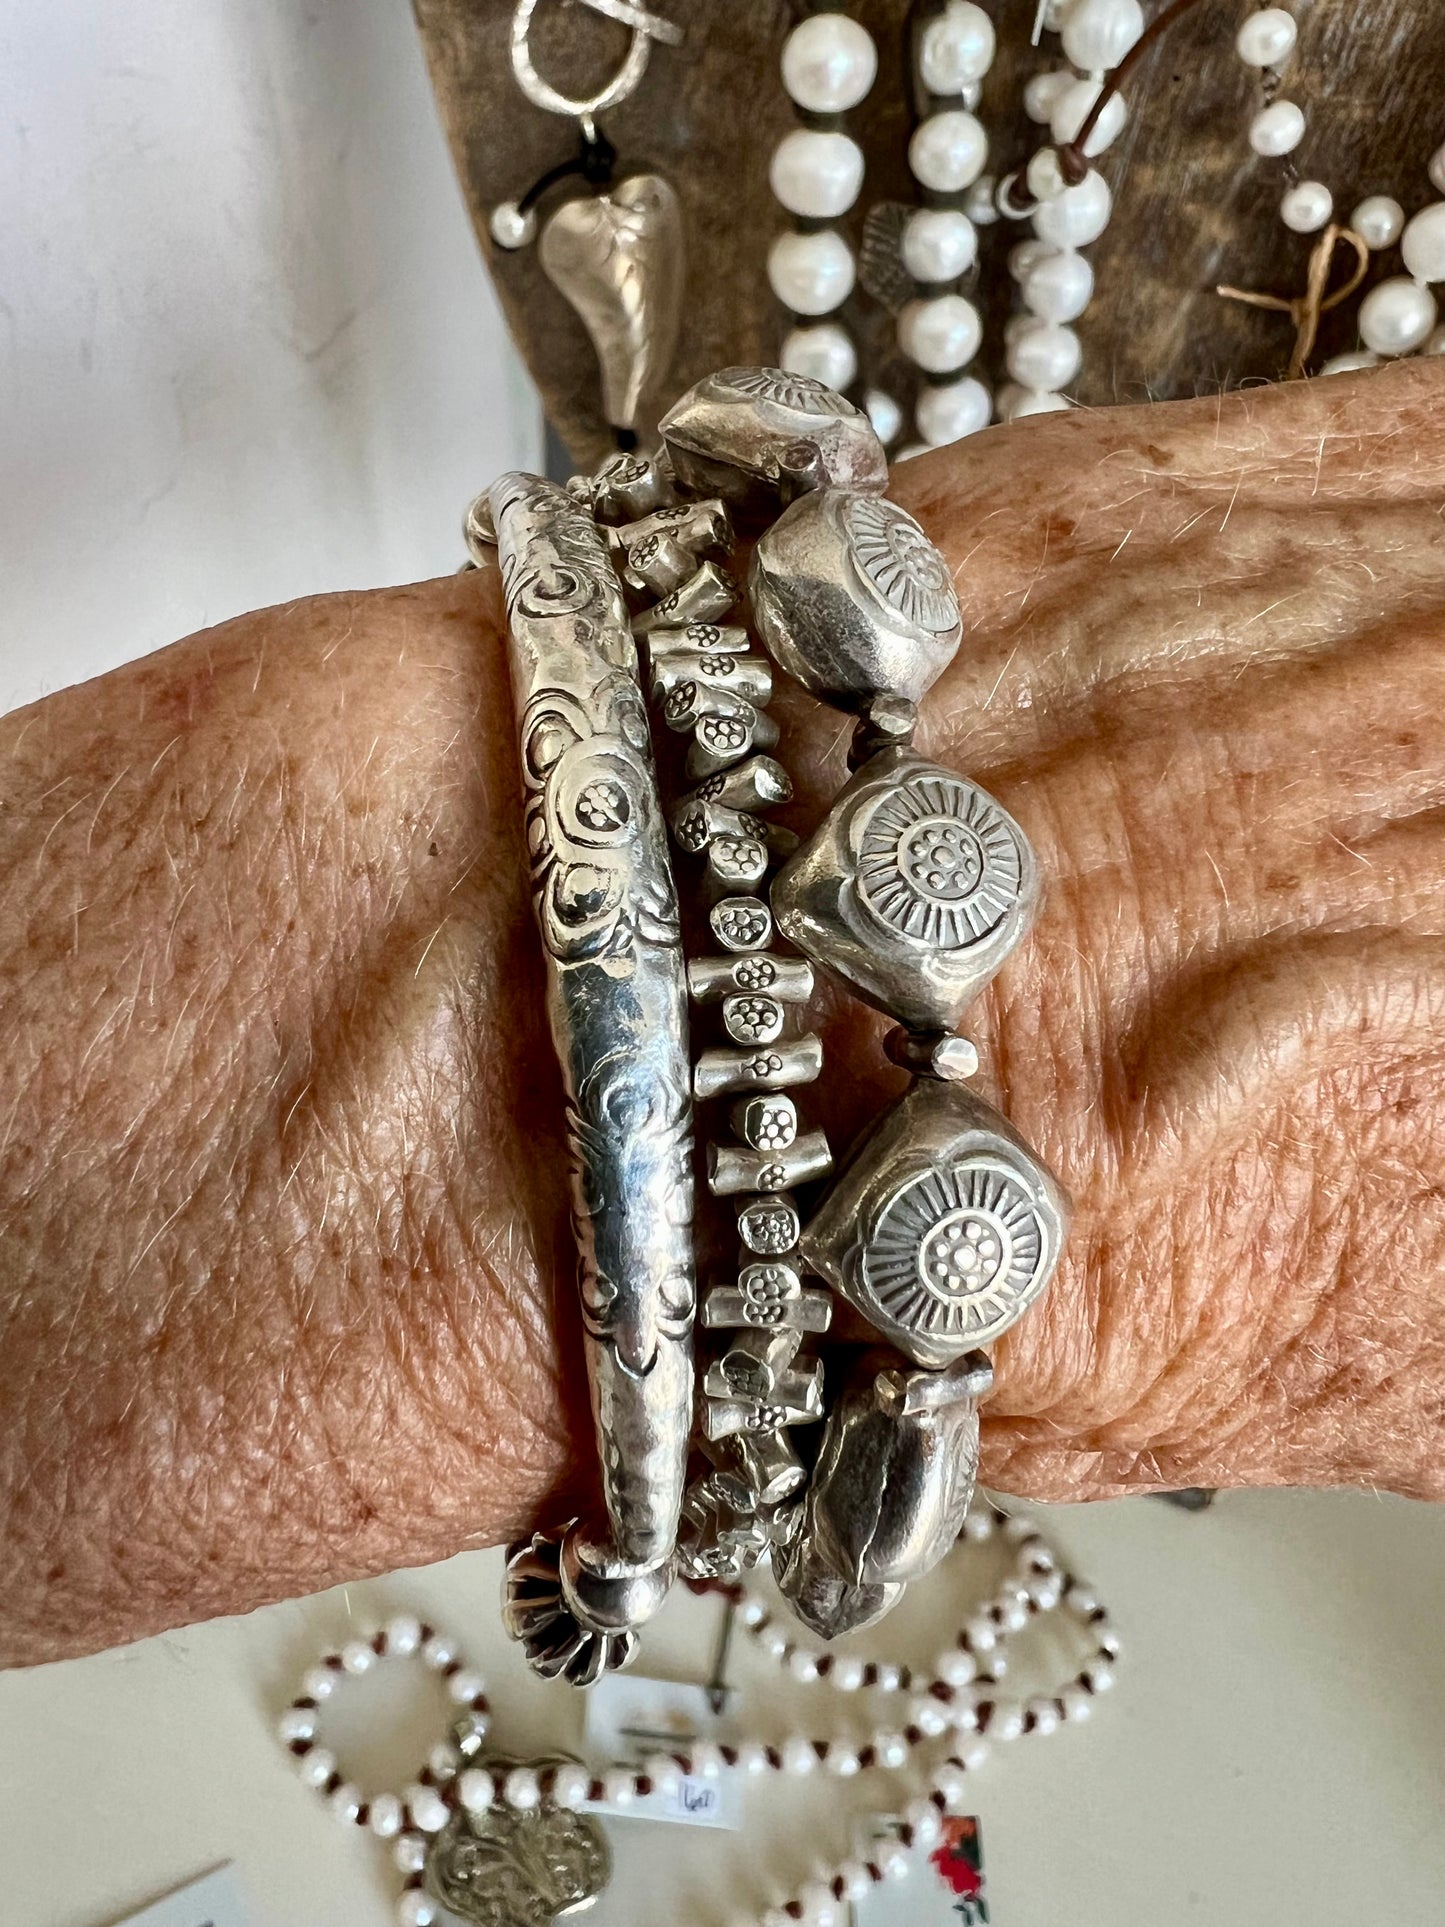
[583,1673,742,1830]
[112,1864,252,1927]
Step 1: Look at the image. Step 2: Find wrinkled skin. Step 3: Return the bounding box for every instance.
[2,361,1444,1667]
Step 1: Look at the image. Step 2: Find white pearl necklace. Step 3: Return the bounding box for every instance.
[279,1506,1118,1927]
[770,1,1445,439]
[770,10,880,397]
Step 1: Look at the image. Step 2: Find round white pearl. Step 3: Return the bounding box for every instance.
[1358,275,1438,355]
[1022,248,1094,321]
[759,1624,791,1660]
[644,1752,683,1798]
[898,293,982,372]
[991,1702,1025,1742]
[330,1781,363,1825]
[420,1634,456,1671]
[826,1743,861,1777]
[1030,1574,1064,1610]
[602,1768,637,1807]
[781,13,877,113]
[916,375,991,444]
[738,1596,767,1629]
[278,1706,317,1744]
[458,1767,495,1814]
[797,1881,837,1925]
[1060,0,1144,73]
[964,1613,998,1652]
[1281,180,1332,233]
[1027,1696,1062,1735]
[489,200,537,250]
[937,1647,977,1688]
[788,1647,820,1682]
[920,2,996,91]
[396,1893,435,1927]
[839,1860,872,1902]
[782,320,858,391]
[902,207,977,283]
[783,1736,819,1776]
[872,1730,909,1770]
[962,1508,994,1542]
[1026,146,1067,203]
[393,1833,427,1875]
[964,175,999,224]
[1402,202,1445,283]
[909,111,988,192]
[427,1743,458,1782]
[736,1741,771,1775]
[1061,1685,1094,1722]
[769,129,865,220]
[865,388,904,443]
[906,1799,944,1848]
[880,1843,912,1881]
[1024,69,1073,124]
[1351,195,1405,251]
[551,1763,592,1809]
[767,230,855,316]
[831,1655,865,1691]
[910,1696,951,1739]
[504,1767,541,1810]
[1001,1596,1031,1634]
[1235,7,1297,67]
[406,1784,450,1833]
[960,1739,990,1770]
[1086,1662,1117,1692]
[447,1667,485,1706]
[1009,238,1055,281]
[302,1665,337,1701]
[1432,143,1445,198]
[874,1662,903,1693]
[1002,1514,1034,1543]
[1426,327,1445,355]
[1009,319,1078,391]
[1033,168,1112,247]
[298,1747,337,1789]
[1067,1585,1099,1615]
[1049,78,1128,156]
[341,1639,376,1675]
[384,1614,422,1658]
[369,1792,404,1838]
[1248,100,1305,156]
[689,1741,725,1781]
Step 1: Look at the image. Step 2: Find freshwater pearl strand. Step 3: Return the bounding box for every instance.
[419,1507,1118,1927]
[771,10,879,395]
[899,2,997,446]
[279,1613,490,1850]
[996,0,1141,420]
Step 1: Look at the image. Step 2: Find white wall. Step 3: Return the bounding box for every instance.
[0,0,540,713]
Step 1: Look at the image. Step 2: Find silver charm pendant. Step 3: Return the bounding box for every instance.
[425,1756,610,1925]
[771,746,1038,1032]
[774,1351,993,1639]
[800,1075,1069,1370]
[539,174,685,435]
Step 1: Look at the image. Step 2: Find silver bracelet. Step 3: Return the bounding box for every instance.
[470,365,1068,1681]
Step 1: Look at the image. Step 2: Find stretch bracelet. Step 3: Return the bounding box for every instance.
[467,365,1067,1680]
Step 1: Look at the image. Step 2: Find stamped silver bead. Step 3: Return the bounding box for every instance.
[659,367,888,519]
[770,747,1037,1031]
[750,492,963,712]
[800,1075,1069,1369]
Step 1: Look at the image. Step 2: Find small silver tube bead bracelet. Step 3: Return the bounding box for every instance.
[467,365,1068,1678]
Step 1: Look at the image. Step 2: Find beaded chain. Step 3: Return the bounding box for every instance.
[279,1506,1119,1927]
[770,1,1445,439]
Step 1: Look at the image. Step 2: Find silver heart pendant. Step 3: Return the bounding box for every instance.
[539,173,685,435]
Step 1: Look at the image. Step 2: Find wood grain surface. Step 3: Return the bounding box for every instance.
[413,1,1445,464]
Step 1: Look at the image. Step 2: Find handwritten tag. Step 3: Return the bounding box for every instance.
[111,1865,252,1927]
[583,1674,742,1830]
